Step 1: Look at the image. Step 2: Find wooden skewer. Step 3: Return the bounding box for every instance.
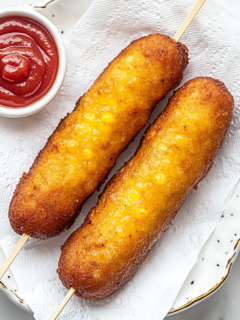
[0,234,29,280]
[50,287,75,320]
[50,0,207,319]
[173,0,206,42]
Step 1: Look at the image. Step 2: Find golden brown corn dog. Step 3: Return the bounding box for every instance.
[9,34,188,239]
[58,77,234,300]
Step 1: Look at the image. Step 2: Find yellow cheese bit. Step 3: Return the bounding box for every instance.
[100,112,115,123]
[67,140,79,155]
[135,207,145,215]
[82,149,94,160]
[129,189,141,201]
[153,173,167,185]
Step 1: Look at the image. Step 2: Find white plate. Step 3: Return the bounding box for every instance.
[169,179,240,315]
[0,0,239,317]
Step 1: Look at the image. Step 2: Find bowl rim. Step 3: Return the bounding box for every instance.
[0,7,67,118]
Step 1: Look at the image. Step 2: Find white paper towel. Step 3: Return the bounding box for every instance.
[1,0,240,319]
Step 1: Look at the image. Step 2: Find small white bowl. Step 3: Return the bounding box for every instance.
[0,7,67,118]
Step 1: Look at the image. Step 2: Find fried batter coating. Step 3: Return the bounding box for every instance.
[9,34,188,239]
[58,77,234,300]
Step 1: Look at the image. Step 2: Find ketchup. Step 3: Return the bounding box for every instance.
[0,17,59,108]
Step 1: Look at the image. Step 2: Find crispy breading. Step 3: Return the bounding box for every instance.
[58,77,234,300]
[9,34,188,239]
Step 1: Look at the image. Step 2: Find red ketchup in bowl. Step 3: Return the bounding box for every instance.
[0,16,59,108]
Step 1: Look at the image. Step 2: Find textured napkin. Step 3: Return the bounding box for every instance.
[1,0,240,319]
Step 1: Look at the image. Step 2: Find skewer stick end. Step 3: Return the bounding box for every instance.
[0,234,29,280]
[173,0,206,42]
[50,287,75,320]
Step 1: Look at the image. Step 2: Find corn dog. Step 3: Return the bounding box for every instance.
[58,77,234,300]
[9,34,188,239]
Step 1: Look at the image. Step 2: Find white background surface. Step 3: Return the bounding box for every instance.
[0,0,240,319]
